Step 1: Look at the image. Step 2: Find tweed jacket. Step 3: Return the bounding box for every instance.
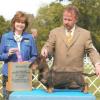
[43,25,100,72]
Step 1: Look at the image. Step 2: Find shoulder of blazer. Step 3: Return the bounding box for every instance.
[51,26,64,32]
[22,32,32,38]
[50,26,64,35]
[2,31,13,39]
[76,26,90,33]
[75,26,91,36]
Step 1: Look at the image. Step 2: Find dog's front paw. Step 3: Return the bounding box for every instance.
[46,87,54,93]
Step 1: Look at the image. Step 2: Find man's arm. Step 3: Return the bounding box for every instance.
[85,32,100,77]
[41,30,56,57]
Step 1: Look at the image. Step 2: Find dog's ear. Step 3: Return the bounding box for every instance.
[29,61,34,68]
[39,55,46,63]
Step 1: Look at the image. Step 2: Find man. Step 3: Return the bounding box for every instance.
[31,28,38,41]
[41,5,100,89]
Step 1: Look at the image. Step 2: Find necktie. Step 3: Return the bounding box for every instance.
[66,31,72,46]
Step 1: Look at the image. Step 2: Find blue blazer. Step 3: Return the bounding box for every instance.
[0,31,38,76]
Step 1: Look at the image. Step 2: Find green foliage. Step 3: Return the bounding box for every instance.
[69,0,100,52]
[0,16,11,36]
[92,31,100,52]
[31,0,100,52]
[1,0,100,52]
[26,14,34,33]
[31,2,64,52]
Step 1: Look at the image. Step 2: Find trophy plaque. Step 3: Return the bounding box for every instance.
[6,62,32,91]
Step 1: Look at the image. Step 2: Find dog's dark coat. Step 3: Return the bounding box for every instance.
[29,56,84,88]
[29,56,95,93]
[29,56,50,86]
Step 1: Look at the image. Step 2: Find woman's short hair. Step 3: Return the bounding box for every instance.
[11,11,28,32]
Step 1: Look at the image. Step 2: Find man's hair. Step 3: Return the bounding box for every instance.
[11,11,28,32]
[63,5,79,20]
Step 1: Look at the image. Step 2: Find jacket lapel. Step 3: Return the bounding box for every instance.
[60,26,68,46]
[69,26,80,47]
[60,26,80,48]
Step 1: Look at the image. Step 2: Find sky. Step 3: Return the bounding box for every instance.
[0,0,69,20]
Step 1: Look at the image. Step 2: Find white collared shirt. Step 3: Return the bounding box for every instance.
[65,25,75,37]
[14,33,22,51]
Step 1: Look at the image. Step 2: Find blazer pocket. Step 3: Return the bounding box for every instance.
[23,44,31,53]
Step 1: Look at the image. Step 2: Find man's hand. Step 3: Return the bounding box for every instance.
[41,48,48,57]
[95,63,100,77]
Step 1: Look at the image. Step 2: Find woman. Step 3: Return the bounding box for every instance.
[0,11,38,100]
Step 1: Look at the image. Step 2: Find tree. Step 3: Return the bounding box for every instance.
[0,16,11,38]
[31,2,64,52]
[68,0,100,52]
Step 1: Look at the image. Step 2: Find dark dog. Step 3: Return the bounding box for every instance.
[29,56,96,93]
[29,55,49,82]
